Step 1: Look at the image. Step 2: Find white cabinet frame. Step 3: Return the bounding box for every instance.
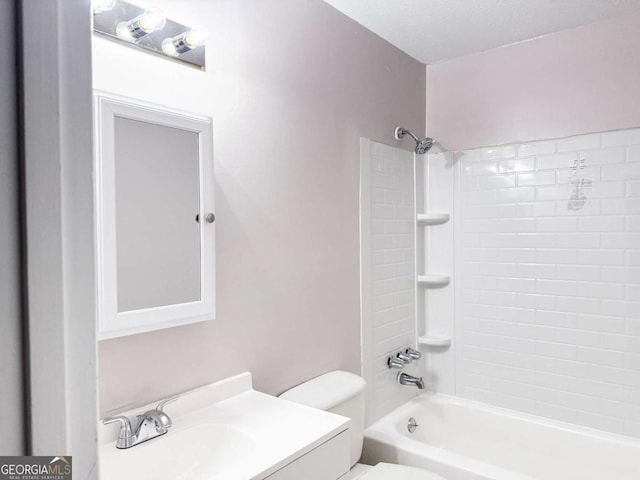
[95,92,216,339]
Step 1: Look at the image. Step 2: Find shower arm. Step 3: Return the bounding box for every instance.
[398,128,419,143]
[394,126,434,155]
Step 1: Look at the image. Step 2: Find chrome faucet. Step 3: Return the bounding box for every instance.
[405,347,422,360]
[103,395,179,449]
[387,347,423,369]
[396,351,413,364]
[397,372,426,390]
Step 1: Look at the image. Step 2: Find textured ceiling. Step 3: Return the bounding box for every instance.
[323,0,640,64]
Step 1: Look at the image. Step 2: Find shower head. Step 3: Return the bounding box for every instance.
[415,137,434,155]
[394,127,434,155]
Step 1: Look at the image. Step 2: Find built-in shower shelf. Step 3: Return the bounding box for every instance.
[418,335,452,348]
[416,212,450,226]
[417,275,450,287]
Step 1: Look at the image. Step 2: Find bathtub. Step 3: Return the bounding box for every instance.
[361,393,640,480]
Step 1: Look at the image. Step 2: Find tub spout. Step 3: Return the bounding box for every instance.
[397,372,426,389]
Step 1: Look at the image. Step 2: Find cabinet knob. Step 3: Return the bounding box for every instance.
[205,213,215,223]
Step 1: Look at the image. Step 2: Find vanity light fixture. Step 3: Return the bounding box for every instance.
[92,0,116,14]
[93,0,206,69]
[116,7,167,41]
[161,26,209,57]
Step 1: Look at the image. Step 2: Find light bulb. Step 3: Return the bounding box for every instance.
[91,0,116,14]
[162,26,209,57]
[138,7,166,33]
[116,7,166,41]
[184,26,209,48]
[115,21,135,41]
[161,37,180,57]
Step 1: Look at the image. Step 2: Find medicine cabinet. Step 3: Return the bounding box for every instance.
[94,92,215,339]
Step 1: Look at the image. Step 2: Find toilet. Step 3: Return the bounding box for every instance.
[279,370,445,480]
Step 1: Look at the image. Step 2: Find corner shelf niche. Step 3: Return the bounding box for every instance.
[417,275,450,288]
[418,335,452,349]
[417,212,450,226]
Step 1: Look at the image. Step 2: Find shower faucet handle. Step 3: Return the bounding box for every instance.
[405,347,422,360]
[396,352,413,364]
[388,356,405,369]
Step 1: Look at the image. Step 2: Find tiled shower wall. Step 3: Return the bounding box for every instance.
[361,139,418,425]
[456,128,640,437]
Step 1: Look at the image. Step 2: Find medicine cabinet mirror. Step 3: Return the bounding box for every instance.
[94,92,215,339]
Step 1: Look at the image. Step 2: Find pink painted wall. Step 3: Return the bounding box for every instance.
[427,11,640,151]
[95,0,425,416]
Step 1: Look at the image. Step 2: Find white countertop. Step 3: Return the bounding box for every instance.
[98,373,351,479]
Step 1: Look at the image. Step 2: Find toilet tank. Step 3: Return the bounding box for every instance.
[279,370,367,467]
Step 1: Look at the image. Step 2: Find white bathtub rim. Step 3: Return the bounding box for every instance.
[368,391,640,448]
[364,392,640,480]
[364,426,535,480]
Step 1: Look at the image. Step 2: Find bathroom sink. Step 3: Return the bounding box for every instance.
[100,423,254,480]
[99,373,350,479]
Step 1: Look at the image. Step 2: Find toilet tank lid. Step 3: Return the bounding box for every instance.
[279,370,366,411]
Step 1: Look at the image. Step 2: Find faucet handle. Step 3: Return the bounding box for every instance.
[103,415,132,429]
[103,415,134,447]
[396,352,412,364]
[405,347,422,360]
[156,395,179,412]
[388,356,405,369]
